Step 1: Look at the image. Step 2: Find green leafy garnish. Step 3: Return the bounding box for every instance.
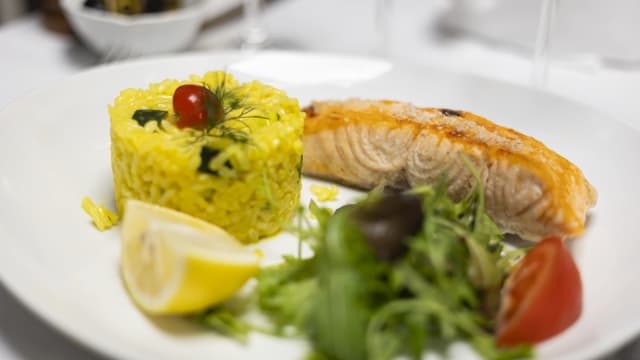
[197,178,531,359]
[197,146,233,176]
[257,256,317,333]
[261,168,275,210]
[194,309,251,343]
[201,73,268,132]
[132,109,167,126]
[297,155,303,179]
[216,126,250,144]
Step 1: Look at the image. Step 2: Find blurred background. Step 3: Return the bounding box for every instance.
[1,0,639,121]
[0,0,37,24]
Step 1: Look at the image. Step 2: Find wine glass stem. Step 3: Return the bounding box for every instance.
[243,0,268,48]
[375,0,391,57]
[531,0,556,88]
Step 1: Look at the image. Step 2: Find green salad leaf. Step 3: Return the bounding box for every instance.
[131,109,167,126]
[197,177,532,360]
[194,308,252,343]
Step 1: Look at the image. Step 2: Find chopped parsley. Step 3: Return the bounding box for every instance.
[198,147,233,176]
[131,109,167,127]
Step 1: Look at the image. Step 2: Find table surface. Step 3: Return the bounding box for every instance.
[1,0,639,359]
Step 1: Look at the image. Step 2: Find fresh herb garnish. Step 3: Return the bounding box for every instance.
[198,146,233,176]
[131,109,167,127]
[261,168,275,210]
[204,73,268,132]
[172,72,266,133]
[297,155,303,179]
[215,126,250,144]
[135,73,273,179]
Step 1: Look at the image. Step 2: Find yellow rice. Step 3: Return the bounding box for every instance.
[81,196,119,231]
[310,184,339,202]
[109,71,304,243]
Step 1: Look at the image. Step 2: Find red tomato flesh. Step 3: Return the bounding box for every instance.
[172,84,222,129]
[496,236,583,347]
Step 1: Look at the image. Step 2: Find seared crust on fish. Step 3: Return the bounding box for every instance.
[303,99,597,241]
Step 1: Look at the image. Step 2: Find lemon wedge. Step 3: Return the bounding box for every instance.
[120,200,260,315]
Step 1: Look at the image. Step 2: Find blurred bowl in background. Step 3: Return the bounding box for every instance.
[60,0,207,57]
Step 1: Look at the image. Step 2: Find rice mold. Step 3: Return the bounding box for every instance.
[109,71,304,243]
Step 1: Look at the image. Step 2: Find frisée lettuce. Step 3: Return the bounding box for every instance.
[197,179,532,360]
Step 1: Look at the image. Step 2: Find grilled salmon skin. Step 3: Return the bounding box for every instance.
[302,99,597,241]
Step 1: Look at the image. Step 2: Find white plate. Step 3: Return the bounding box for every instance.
[0,51,638,360]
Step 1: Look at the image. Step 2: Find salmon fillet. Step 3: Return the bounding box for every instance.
[303,99,597,241]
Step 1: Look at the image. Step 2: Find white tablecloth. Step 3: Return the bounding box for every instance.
[1,0,639,358]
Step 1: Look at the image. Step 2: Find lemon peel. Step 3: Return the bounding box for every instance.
[120,200,260,314]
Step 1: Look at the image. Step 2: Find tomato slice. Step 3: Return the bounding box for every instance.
[496,236,583,347]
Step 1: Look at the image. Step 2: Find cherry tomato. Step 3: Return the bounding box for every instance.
[496,236,582,347]
[172,84,222,129]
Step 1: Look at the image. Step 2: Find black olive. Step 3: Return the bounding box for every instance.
[350,193,423,261]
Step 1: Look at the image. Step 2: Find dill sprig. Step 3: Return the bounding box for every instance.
[210,126,251,144]
[192,73,273,176]
[202,72,269,134]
